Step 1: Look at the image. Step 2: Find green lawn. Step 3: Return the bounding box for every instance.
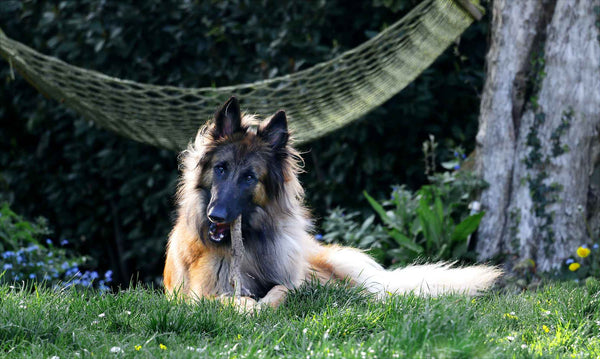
[1,280,599,358]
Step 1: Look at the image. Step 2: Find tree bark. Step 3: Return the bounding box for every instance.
[476,0,600,272]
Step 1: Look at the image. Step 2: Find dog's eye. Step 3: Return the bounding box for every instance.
[214,166,225,176]
[245,174,256,184]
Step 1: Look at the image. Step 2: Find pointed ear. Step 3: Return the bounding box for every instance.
[213,96,242,138]
[260,110,289,150]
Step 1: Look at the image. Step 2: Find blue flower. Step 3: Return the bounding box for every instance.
[566,258,575,265]
[454,164,461,170]
[581,244,589,249]
[43,274,51,281]
[89,271,99,280]
[60,239,69,246]
[25,245,39,252]
[3,263,13,270]
[65,267,80,277]
[2,251,15,259]
[46,239,53,245]
[16,254,24,264]
[594,243,599,250]
[29,273,36,279]
[61,261,70,270]
[104,270,113,282]
[315,234,323,241]
[453,151,459,158]
[461,153,467,159]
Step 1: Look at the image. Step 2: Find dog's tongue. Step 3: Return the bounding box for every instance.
[215,223,228,235]
[209,222,229,242]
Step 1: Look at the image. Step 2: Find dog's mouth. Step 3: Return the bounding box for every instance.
[208,222,231,243]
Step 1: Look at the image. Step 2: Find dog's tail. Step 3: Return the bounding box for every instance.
[316,245,501,297]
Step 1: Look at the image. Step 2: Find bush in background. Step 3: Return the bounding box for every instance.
[322,143,487,267]
[0,203,112,290]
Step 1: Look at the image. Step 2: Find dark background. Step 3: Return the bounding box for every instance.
[0,0,488,286]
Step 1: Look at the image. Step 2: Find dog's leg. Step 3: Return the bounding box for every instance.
[219,295,260,313]
[258,285,288,308]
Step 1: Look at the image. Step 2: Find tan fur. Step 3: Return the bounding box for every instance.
[163,105,502,311]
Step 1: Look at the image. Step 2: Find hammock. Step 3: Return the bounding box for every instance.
[0,0,482,150]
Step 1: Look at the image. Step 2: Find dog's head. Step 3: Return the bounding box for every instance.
[181,96,299,244]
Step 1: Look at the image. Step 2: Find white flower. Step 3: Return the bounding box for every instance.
[469,201,481,214]
[98,313,106,318]
[124,311,131,315]
[110,346,122,353]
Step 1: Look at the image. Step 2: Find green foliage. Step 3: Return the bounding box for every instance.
[0,202,50,252]
[323,166,487,267]
[0,203,111,289]
[2,281,600,357]
[0,0,488,285]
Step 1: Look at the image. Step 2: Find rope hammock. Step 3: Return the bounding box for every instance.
[0,0,482,150]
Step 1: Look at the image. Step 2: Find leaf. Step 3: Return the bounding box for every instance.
[417,196,443,247]
[364,191,391,225]
[389,230,423,253]
[451,212,485,242]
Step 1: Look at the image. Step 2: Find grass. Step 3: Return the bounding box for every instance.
[1,280,600,358]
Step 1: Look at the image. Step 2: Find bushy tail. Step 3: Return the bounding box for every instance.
[320,246,501,297]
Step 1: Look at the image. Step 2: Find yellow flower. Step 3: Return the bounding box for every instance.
[577,246,591,258]
[134,345,141,351]
[569,262,581,271]
[159,344,167,350]
[542,325,550,333]
[503,312,518,320]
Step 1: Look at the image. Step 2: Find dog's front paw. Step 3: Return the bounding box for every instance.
[219,295,261,313]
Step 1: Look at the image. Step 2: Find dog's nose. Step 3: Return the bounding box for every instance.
[208,207,227,223]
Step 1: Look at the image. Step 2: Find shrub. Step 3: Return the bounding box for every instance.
[321,145,487,267]
[0,203,111,290]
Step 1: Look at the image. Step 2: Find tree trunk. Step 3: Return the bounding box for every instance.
[476,0,600,272]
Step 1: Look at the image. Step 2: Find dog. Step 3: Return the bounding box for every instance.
[163,97,501,310]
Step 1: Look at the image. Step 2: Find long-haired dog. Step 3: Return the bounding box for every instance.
[163,97,501,309]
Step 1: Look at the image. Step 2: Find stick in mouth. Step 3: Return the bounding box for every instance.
[230,215,243,298]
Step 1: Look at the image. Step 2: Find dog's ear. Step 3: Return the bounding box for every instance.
[213,96,242,138]
[260,110,289,150]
